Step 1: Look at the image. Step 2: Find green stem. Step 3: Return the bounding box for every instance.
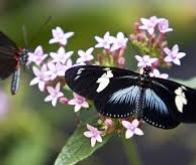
[121,137,142,165]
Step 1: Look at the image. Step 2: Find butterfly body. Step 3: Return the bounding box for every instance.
[65,65,196,129]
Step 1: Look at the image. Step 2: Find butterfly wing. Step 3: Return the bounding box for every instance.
[0,32,19,79]
[151,78,196,123]
[65,65,140,117]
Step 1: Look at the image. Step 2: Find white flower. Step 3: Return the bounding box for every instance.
[30,65,50,91]
[122,119,144,139]
[164,44,186,65]
[139,16,159,35]
[50,47,73,64]
[110,32,128,51]
[44,83,64,106]
[135,55,158,68]
[68,93,89,112]
[27,46,48,65]
[47,62,67,80]
[84,124,102,147]
[95,32,113,49]
[158,18,173,33]
[76,47,94,63]
[49,26,74,46]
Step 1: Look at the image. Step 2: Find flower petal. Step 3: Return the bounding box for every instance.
[125,130,134,139]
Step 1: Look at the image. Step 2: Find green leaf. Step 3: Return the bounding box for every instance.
[54,123,111,165]
[173,77,196,88]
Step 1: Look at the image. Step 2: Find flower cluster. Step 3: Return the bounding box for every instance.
[131,16,186,78]
[95,32,128,68]
[28,27,89,108]
[28,16,186,147]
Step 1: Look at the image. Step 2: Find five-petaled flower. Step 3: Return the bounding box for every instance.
[95,32,113,50]
[110,32,128,51]
[122,119,144,139]
[164,44,186,65]
[50,47,73,64]
[77,47,94,64]
[139,16,159,35]
[27,46,48,66]
[158,18,173,34]
[68,93,89,112]
[30,65,50,91]
[47,62,67,80]
[135,55,158,68]
[49,26,74,46]
[44,83,64,106]
[84,124,102,147]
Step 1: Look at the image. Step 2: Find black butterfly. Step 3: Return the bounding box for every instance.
[65,65,196,129]
[0,32,28,95]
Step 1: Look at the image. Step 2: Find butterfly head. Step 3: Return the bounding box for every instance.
[19,48,29,65]
[143,66,152,76]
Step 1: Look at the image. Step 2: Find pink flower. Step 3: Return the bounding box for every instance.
[135,55,158,68]
[47,62,67,80]
[27,46,48,65]
[164,44,186,65]
[50,47,73,64]
[49,26,74,46]
[118,56,126,66]
[95,32,113,49]
[30,65,50,91]
[84,124,102,147]
[68,93,89,112]
[150,69,168,79]
[76,47,94,64]
[122,119,144,139]
[104,118,113,127]
[139,16,159,35]
[59,97,69,105]
[158,18,173,33]
[110,32,128,51]
[44,83,64,106]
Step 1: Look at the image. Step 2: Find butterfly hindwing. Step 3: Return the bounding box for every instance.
[152,78,196,123]
[142,84,180,129]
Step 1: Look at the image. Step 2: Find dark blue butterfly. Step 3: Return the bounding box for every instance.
[65,65,196,129]
[0,32,28,95]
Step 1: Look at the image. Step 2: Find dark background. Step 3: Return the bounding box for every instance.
[0,0,196,165]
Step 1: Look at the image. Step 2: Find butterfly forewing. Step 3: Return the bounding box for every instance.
[0,32,18,49]
[65,65,139,99]
[152,78,196,123]
[65,65,140,117]
[0,32,19,79]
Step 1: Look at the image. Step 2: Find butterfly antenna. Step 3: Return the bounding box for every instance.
[22,24,29,48]
[30,16,52,45]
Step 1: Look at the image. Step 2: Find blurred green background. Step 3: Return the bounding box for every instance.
[1,0,196,165]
